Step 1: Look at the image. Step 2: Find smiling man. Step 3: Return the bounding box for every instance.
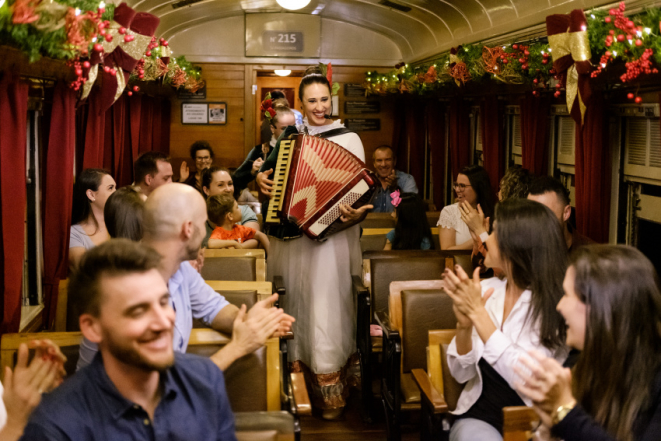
[371,145,418,213]
[20,240,236,441]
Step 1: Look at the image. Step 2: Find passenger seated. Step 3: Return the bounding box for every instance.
[104,186,145,241]
[442,199,568,441]
[20,240,237,440]
[179,140,214,195]
[371,145,419,213]
[69,169,116,270]
[133,152,174,198]
[76,183,293,372]
[207,193,270,253]
[516,245,661,441]
[527,175,594,251]
[383,191,433,250]
[438,165,496,250]
[1,340,66,441]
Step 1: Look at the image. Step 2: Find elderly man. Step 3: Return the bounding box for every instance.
[21,240,237,440]
[371,145,418,213]
[134,152,174,198]
[527,176,594,251]
[77,183,293,372]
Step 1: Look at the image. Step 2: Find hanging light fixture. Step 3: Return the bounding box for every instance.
[274,69,292,76]
[276,0,311,11]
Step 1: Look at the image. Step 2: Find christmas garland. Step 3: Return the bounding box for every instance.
[364,2,661,103]
[0,0,203,94]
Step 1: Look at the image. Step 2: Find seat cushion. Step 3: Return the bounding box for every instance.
[400,373,421,404]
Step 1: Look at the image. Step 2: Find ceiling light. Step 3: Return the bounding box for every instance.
[274,69,292,76]
[276,0,311,10]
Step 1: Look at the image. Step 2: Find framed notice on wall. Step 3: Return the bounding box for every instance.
[181,102,227,125]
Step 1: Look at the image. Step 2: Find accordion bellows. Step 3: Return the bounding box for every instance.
[266,134,377,241]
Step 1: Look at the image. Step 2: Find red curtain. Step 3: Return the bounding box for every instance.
[520,95,551,175]
[448,99,471,181]
[426,102,446,210]
[574,93,610,243]
[78,89,171,185]
[0,74,29,334]
[42,82,76,329]
[405,100,426,187]
[480,96,506,191]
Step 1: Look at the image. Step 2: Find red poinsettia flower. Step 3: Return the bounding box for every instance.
[263,99,272,108]
[12,0,40,24]
[268,108,276,117]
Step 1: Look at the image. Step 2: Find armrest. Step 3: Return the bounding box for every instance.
[503,406,538,433]
[289,372,312,416]
[411,368,448,414]
[272,276,286,297]
[352,275,368,297]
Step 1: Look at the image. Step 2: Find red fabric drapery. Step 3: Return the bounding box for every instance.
[78,89,171,185]
[480,96,506,192]
[574,93,610,243]
[0,74,29,334]
[426,102,446,210]
[448,99,471,181]
[520,95,551,175]
[42,82,76,329]
[405,100,426,187]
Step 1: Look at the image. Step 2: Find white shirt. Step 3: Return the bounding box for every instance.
[0,381,6,430]
[446,277,568,415]
[437,203,471,246]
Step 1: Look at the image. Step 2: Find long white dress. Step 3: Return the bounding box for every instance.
[267,120,364,409]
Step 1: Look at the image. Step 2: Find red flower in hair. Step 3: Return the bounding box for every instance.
[263,99,272,108]
[268,108,276,117]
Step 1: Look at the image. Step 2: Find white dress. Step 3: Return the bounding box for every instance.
[437,203,472,246]
[267,120,363,409]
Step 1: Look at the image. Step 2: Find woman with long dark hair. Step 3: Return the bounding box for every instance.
[442,199,568,441]
[69,169,116,269]
[438,164,496,250]
[255,65,372,419]
[384,192,434,250]
[516,245,661,441]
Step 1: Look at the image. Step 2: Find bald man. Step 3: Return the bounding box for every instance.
[77,183,294,372]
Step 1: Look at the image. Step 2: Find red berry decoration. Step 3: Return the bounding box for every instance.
[635,97,643,103]
[103,65,110,72]
[533,78,539,84]
[542,59,548,65]
[605,51,612,58]
[627,93,634,99]
[606,35,613,43]
[519,58,525,63]
[502,59,508,64]
[522,64,529,70]
[524,50,530,56]
[146,51,151,56]
[139,74,144,79]
[512,44,518,50]
[83,61,91,68]
[532,90,539,97]
[98,7,105,14]
[94,43,104,52]
[555,83,562,89]
[627,20,635,28]
[617,34,625,42]
[133,86,139,92]
[554,91,561,98]
[109,68,116,76]
[124,35,135,43]
[128,91,133,96]
[636,39,643,46]
[605,17,612,23]
[162,41,169,47]
[609,8,616,15]
[119,27,126,34]
[105,34,113,42]
[75,68,83,76]
[609,30,615,35]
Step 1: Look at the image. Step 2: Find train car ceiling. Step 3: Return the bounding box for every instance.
[121,0,619,66]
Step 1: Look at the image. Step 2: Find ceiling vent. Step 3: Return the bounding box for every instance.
[378,0,411,13]
[172,0,204,9]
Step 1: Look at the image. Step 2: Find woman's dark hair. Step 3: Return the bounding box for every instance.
[298,66,331,101]
[495,198,567,350]
[104,187,145,241]
[459,165,496,229]
[393,193,434,250]
[201,166,231,195]
[570,245,661,441]
[71,168,110,230]
[189,140,215,160]
[499,166,532,200]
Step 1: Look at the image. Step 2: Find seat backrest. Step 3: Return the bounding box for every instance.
[202,249,266,282]
[360,234,388,252]
[401,290,456,373]
[235,411,294,441]
[217,290,259,309]
[205,280,274,304]
[362,213,396,229]
[428,329,462,412]
[1,332,83,380]
[370,256,446,315]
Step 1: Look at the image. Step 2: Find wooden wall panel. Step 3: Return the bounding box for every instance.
[169,64,394,177]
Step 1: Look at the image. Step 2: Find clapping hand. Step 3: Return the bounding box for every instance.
[442,265,494,321]
[459,202,489,237]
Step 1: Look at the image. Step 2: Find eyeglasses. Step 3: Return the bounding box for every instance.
[196,156,212,162]
[453,182,472,191]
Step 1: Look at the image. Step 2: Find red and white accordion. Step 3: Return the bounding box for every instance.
[265,134,377,241]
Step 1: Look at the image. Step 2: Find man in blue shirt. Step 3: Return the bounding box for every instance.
[370,145,418,213]
[77,183,294,372]
[21,240,237,440]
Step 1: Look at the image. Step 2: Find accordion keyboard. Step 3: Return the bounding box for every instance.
[265,139,294,224]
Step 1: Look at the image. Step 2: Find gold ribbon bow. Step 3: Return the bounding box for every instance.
[548,30,591,122]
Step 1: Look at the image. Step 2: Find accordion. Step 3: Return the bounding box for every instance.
[265,134,377,241]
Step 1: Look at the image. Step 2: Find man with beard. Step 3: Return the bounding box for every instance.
[370,145,418,213]
[77,183,294,371]
[20,240,237,440]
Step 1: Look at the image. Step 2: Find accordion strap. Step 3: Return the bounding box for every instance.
[316,127,354,139]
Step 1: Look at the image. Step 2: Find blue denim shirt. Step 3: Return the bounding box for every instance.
[21,352,237,441]
[371,170,419,213]
[77,262,229,369]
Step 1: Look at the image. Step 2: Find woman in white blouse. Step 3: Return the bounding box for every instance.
[442,198,568,441]
[438,165,496,250]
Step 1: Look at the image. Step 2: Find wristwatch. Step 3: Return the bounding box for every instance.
[552,400,577,426]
